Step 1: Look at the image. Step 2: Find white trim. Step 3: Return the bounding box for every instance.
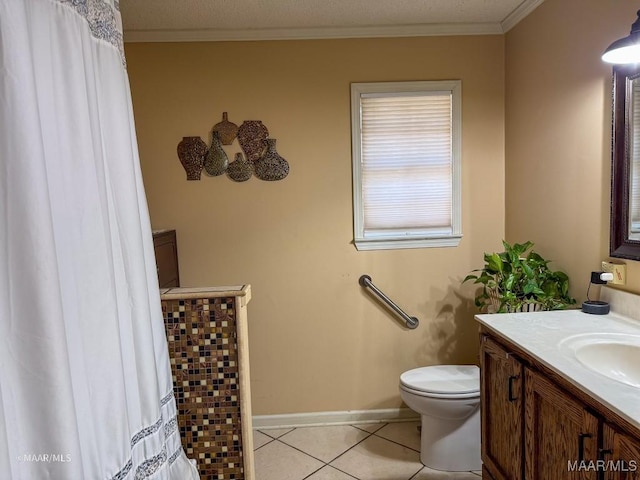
[123,0,544,44]
[350,80,463,251]
[252,408,419,430]
[123,23,503,43]
[450,80,463,240]
[351,83,365,246]
[355,235,462,251]
[501,0,545,32]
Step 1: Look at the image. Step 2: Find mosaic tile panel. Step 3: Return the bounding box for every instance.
[162,296,245,480]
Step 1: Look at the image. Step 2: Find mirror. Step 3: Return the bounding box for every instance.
[631,76,640,241]
[611,64,640,259]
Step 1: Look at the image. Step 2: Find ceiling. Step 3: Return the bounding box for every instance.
[120,0,544,43]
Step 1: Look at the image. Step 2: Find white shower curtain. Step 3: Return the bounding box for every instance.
[0,1,200,479]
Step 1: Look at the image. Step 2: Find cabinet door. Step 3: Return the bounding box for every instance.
[525,368,599,480]
[153,230,180,288]
[480,336,524,480]
[603,423,640,480]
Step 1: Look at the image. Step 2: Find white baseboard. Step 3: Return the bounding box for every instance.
[252,408,419,430]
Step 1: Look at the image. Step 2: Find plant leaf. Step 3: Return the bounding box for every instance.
[486,253,503,273]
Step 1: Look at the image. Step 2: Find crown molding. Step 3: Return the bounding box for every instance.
[501,0,545,32]
[123,22,504,43]
[123,0,545,43]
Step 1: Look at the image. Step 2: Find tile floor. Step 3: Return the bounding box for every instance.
[253,421,482,480]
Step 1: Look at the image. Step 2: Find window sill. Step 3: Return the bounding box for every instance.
[354,235,463,251]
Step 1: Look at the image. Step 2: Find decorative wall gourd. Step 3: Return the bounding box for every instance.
[177,112,290,182]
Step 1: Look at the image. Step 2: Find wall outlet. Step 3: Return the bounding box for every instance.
[612,264,627,285]
[602,261,615,273]
[602,261,626,285]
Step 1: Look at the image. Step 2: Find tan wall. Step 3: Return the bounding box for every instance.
[126,36,505,415]
[505,0,640,296]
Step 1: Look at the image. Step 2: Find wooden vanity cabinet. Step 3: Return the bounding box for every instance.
[152,229,180,288]
[480,337,524,480]
[480,330,640,480]
[524,368,599,480]
[602,424,640,480]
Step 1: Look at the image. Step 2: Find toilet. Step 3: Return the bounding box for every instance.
[399,365,481,472]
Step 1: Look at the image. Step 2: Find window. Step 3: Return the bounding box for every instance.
[351,80,462,251]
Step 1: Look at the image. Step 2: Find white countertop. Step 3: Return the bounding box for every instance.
[476,306,640,430]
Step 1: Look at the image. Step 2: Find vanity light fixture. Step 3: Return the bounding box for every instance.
[602,10,640,64]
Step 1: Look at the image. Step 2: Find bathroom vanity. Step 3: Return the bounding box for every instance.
[477,288,640,480]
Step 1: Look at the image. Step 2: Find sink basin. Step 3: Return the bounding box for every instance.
[559,333,640,388]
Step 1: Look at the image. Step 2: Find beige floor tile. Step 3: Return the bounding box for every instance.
[279,425,369,462]
[254,440,324,480]
[330,435,423,480]
[471,472,482,477]
[253,430,273,449]
[306,465,359,480]
[259,427,295,439]
[353,423,386,434]
[374,421,421,451]
[412,467,481,479]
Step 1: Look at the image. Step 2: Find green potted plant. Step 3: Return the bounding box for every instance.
[463,240,576,313]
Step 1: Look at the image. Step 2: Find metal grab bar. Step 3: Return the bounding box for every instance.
[359,275,419,329]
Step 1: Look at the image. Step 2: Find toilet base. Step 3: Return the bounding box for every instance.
[419,406,481,471]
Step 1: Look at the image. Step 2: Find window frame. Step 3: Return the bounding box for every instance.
[350,80,462,251]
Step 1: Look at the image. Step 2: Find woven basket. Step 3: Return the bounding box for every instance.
[488,289,543,313]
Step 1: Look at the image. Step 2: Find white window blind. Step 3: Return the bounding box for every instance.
[351,81,462,250]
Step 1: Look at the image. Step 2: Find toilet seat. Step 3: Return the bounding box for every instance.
[400,365,480,398]
[400,384,479,399]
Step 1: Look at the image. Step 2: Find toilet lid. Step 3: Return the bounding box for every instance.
[400,365,479,395]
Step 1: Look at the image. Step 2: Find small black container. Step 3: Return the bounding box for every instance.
[582,300,610,315]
